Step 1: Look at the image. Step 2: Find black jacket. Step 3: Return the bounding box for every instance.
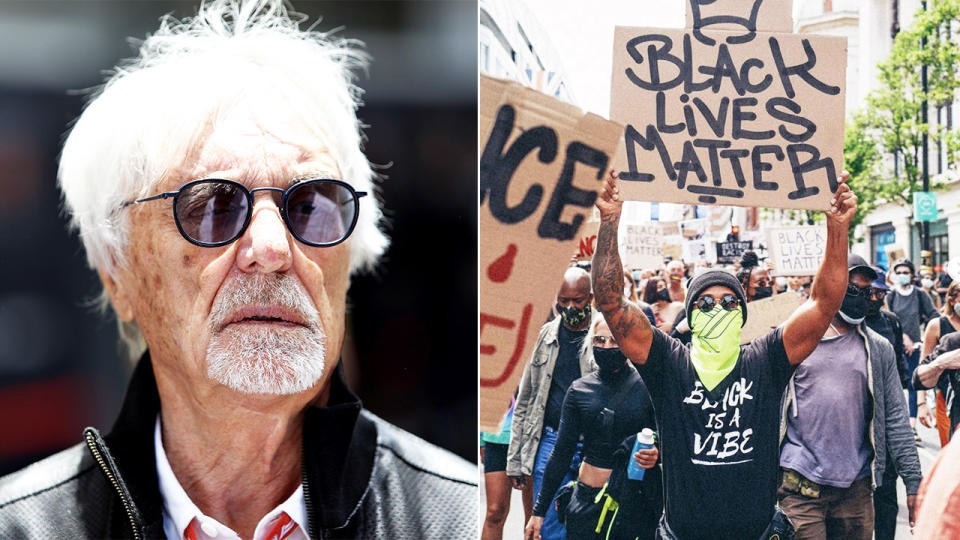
[0,356,477,539]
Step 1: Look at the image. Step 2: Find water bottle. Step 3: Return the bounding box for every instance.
[626,428,656,481]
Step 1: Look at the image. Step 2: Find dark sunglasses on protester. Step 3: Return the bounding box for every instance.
[694,294,740,312]
[846,283,874,298]
[121,178,366,248]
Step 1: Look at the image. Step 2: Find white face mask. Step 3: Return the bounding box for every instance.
[839,310,865,325]
[896,274,912,286]
[922,279,934,289]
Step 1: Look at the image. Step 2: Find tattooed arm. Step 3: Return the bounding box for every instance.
[781,172,857,365]
[591,171,655,365]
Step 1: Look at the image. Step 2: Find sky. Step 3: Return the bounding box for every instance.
[521,0,685,117]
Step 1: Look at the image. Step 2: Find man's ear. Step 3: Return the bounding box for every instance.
[98,268,135,322]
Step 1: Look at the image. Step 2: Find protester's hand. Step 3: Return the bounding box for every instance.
[595,169,623,219]
[825,171,856,226]
[634,447,659,469]
[479,446,485,463]
[904,335,915,353]
[907,493,917,529]
[674,317,690,334]
[918,402,935,428]
[524,516,544,540]
[936,349,960,370]
[510,474,528,490]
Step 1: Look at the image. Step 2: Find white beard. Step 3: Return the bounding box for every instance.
[206,273,326,395]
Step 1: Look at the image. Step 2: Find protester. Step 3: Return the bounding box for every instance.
[888,258,939,440]
[0,2,477,537]
[921,267,942,309]
[525,313,661,540]
[864,266,913,540]
[913,429,960,539]
[642,277,684,334]
[508,267,598,540]
[625,270,658,327]
[777,255,921,539]
[737,251,775,301]
[935,265,953,305]
[483,397,532,540]
[665,260,687,302]
[913,330,960,437]
[591,170,857,539]
[919,281,960,447]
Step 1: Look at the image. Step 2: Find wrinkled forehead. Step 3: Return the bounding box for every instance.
[592,318,611,336]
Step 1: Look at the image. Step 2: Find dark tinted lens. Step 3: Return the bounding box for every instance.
[846,283,871,297]
[695,296,716,311]
[175,181,249,245]
[285,181,356,245]
[721,294,740,310]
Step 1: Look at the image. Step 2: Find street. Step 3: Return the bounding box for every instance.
[484,404,944,539]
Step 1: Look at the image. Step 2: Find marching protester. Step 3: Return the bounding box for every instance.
[913,429,960,539]
[863,266,913,540]
[590,170,856,539]
[920,268,942,310]
[0,1,478,537]
[737,251,775,301]
[777,255,921,539]
[508,267,598,540]
[525,313,662,540]
[665,260,687,302]
[483,396,533,540]
[642,277,684,334]
[888,258,939,440]
[918,282,960,447]
[913,324,960,438]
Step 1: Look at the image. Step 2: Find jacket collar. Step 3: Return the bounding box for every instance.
[94,352,376,538]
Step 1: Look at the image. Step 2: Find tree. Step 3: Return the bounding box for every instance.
[853,0,960,240]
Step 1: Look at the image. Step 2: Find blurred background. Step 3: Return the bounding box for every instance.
[0,0,477,475]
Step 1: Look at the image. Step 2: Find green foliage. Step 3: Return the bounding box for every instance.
[852,0,960,222]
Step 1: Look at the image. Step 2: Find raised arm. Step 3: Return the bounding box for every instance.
[592,171,655,365]
[781,173,857,365]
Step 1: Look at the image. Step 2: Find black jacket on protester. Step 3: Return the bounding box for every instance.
[0,354,477,539]
[865,309,909,389]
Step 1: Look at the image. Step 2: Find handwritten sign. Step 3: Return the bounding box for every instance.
[740,292,804,343]
[766,225,826,276]
[610,0,846,210]
[716,240,753,264]
[479,75,623,431]
[575,220,600,261]
[620,222,664,269]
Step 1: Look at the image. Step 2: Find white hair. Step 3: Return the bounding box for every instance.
[58,0,389,279]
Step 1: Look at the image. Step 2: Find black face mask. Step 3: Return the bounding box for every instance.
[867,297,884,316]
[656,289,672,303]
[752,286,772,300]
[840,294,869,321]
[593,347,628,379]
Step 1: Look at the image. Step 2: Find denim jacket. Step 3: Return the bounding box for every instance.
[506,317,596,477]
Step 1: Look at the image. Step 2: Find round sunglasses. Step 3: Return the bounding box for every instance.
[121,178,366,248]
[694,294,741,312]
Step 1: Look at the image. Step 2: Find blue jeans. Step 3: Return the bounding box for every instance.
[533,426,580,540]
[906,347,919,418]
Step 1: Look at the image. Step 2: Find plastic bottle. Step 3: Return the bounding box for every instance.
[626,428,656,481]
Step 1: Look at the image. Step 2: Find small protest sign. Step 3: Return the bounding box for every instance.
[680,218,709,239]
[575,221,600,261]
[620,222,664,269]
[479,75,623,431]
[684,239,709,263]
[663,243,684,261]
[716,240,753,264]
[610,0,846,210]
[766,225,826,276]
[885,244,907,266]
[740,292,804,343]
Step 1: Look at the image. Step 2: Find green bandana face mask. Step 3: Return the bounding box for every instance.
[689,304,743,391]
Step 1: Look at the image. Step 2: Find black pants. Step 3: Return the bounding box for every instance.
[873,457,899,540]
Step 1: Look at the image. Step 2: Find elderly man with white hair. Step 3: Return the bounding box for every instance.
[0,1,476,539]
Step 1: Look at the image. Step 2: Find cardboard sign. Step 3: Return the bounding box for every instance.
[575,220,600,260]
[885,244,907,266]
[766,225,826,276]
[610,0,846,210]
[680,218,709,239]
[716,240,753,264]
[479,75,623,431]
[740,292,804,343]
[620,222,664,269]
[684,239,709,262]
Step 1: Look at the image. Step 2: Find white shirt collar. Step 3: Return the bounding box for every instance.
[154,415,310,540]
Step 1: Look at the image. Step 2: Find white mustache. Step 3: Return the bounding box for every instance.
[209,273,320,332]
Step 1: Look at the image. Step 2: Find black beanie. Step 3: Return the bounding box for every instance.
[685,270,748,327]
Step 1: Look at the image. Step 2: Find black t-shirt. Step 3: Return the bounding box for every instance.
[543,324,587,430]
[638,326,794,540]
[533,369,657,516]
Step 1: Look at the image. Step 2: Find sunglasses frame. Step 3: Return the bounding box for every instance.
[845,283,874,298]
[121,178,367,248]
[694,294,740,312]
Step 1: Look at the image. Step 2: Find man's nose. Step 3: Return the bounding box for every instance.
[236,197,293,273]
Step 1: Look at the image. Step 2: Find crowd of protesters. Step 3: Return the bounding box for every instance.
[481,172,960,540]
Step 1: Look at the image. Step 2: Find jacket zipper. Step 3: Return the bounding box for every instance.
[84,430,142,540]
[302,434,320,539]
